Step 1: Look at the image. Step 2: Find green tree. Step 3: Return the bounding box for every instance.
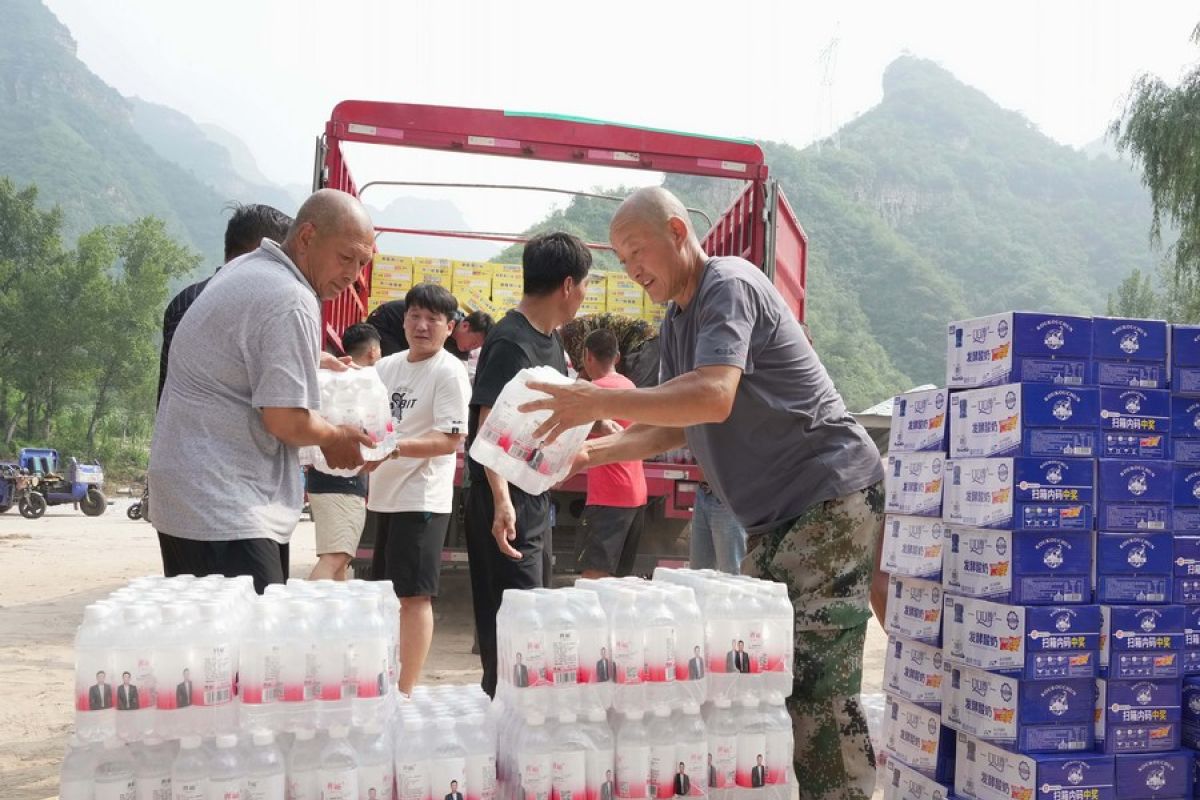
[1110,23,1200,278]
[1106,268,1163,318]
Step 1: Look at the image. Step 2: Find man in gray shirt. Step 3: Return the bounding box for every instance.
[150,189,377,593]
[521,187,885,800]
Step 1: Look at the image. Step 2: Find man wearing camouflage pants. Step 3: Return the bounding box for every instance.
[521,187,885,799]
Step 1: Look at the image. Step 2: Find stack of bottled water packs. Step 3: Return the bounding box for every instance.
[301,367,401,477]
[491,571,796,800]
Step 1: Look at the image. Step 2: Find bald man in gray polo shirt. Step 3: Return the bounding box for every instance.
[521,187,885,800]
[150,189,377,593]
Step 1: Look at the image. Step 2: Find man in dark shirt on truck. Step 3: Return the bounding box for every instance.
[464,231,590,697]
[520,187,885,800]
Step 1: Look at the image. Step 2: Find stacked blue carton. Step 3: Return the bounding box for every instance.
[937,312,1194,800]
[880,387,957,793]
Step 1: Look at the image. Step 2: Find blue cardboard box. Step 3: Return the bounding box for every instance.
[885,575,943,644]
[1182,677,1200,747]
[1095,532,1174,605]
[883,693,957,782]
[944,457,1094,530]
[1173,367,1200,396]
[1100,387,1171,433]
[1114,751,1191,797]
[1093,361,1168,389]
[886,452,946,517]
[1185,607,1200,675]
[1098,460,1175,503]
[947,312,1093,389]
[890,387,951,453]
[1101,605,1185,679]
[1173,469,1200,527]
[943,527,1092,604]
[1175,437,1200,463]
[1099,677,1183,753]
[882,515,946,579]
[1171,396,1200,438]
[942,662,1094,752]
[1173,577,1200,606]
[954,732,1115,800]
[1100,430,1170,459]
[943,596,1101,679]
[1097,502,1172,532]
[1172,324,1200,367]
[950,383,1100,459]
[1093,317,1170,362]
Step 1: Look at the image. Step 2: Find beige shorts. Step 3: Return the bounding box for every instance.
[309,493,367,556]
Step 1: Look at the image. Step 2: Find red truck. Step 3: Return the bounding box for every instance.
[311,102,807,575]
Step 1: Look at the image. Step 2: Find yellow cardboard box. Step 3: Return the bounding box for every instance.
[452,261,493,299]
[490,262,522,282]
[413,257,453,289]
[491,288,522,311]
[643,303,667,325]
[579,280,607,316]
[373,254,414,281]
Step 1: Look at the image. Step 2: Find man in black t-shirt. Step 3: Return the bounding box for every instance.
[465,231,591,697]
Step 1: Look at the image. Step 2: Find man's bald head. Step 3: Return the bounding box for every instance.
[610,186,695,239]
[609,186,706,306]
[288,188,374,242]
[284,189,376,301]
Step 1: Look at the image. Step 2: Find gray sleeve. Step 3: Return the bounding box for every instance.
[693,275,756,373]
[246,308,321,410]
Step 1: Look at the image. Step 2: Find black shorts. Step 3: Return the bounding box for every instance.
[374,511,451,598]
[157,532,289,595]
[577,504,646,576]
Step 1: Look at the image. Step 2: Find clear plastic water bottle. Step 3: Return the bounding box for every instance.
[701,587,739,704]
[349,595,391,728]
[75,603,118,742]
[209,734,244,800]
[542,592,581,705]
[499,591,548,711]
[760,695,792,800]
[660,585,705,709]
[196,602,238,737]
[60,735,97,800]
[733,698,765,800]
[285,729,322,800]
[243,730,285,800]
[642,590,677,709]
[611,592,645,713]
[319,726,359,800]
[463,712,498,800]
[94,737,137,800]
[154,603,194,741]
[239,597,284,733]
[171,736,209,800]
[674,704,707,800]
[614,710,650,800]
[580,706,613,800]
[429,716,468,800]
[354,722,394,800]
[646,706,675,800]
[551,711,587,800]
[134,737,176,800]
[113,605,157,742]
[395,718,431,800]
[516,712,553,800]
[704,699,736,800]
[279,598,318,730]
[563,589,612,710]
[759,586,793,698]
[316,599,353,728]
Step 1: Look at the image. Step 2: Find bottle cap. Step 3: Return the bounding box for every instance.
[216,734,238,749]
[329,725,349,739]
[293,728,315,742]
[252,730,274,746]
[624,709,644,721]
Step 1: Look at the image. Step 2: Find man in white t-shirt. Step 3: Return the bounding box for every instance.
[368,283,471,695]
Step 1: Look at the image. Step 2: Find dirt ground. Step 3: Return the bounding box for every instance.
[0,497,887,800]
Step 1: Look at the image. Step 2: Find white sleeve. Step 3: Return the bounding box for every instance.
[432,359,470,435]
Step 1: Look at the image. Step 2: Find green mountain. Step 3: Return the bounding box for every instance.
[0,0,263,266]
[519,57,1161,411]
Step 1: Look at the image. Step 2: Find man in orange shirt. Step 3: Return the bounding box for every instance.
[576,329,648,578]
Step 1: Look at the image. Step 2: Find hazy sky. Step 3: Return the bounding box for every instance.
[41,0,1200,241]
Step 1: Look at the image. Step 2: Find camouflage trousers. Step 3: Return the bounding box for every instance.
[744,483,885,800]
